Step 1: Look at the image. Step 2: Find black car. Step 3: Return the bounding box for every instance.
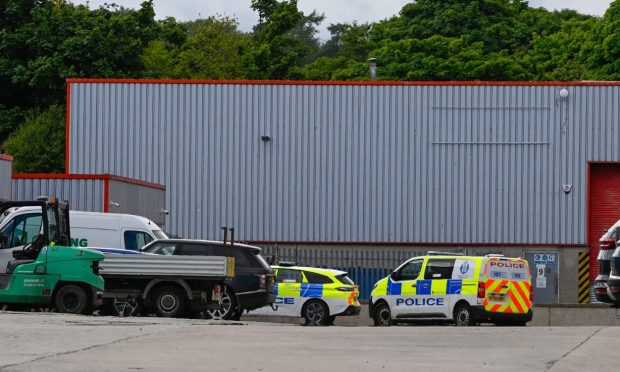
[141,239,275,320]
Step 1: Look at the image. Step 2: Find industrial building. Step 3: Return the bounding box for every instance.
[25,79,620,302]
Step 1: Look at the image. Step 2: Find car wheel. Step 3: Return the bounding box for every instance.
[112,297,142,317]
[454,304,474,326]
[372,302,392,327]
[153,286,186,318]
[204,290,237,320]
[302,300,329,326]
[55,284,89,314]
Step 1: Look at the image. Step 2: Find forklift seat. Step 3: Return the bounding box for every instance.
[6,260,35,274]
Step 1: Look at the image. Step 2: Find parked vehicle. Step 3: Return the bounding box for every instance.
[0,199,105,314]
[141,239,275,320]
[0,207,167,271]
[246,264,361,326]
[369,252,533,326]
[604,244,620,305]
[594,220,620,303]
[99,249,235,318]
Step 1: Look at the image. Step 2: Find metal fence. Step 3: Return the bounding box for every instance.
[258,245,450,300]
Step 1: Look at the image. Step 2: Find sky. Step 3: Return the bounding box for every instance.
[71,0,613,41]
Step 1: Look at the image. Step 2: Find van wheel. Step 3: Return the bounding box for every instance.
[302,300,329,326]
[372,302,392,327]
[55,284,88,314]
[454,304,474,326]
[153,286,186,318]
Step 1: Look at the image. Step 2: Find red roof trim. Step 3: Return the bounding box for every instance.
[12,173,107,180]
[0,154,13,161]
[66,78,620,87]
[243,240,585,247]
[12,173,165,190]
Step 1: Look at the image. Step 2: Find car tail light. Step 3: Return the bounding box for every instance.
[600,239,616,250]
[477,282,486,298]
[254,274,266,289]
[529,290,533,301]
[610,286,620,294]
[595,287,608,294]
[336,287,355,292]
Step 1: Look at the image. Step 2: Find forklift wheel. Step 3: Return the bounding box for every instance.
[55,284,89,314]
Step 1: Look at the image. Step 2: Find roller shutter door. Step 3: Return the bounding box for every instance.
[588,164,620,281]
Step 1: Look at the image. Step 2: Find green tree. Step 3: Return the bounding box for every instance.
[249,0,323,79]
[589,0,620,79]
[4,106,65,173]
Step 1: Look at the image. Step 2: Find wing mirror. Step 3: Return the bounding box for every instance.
[390,271,399,281]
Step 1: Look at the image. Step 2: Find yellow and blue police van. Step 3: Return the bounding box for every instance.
[369,253,533,326]
[246,265,361,325]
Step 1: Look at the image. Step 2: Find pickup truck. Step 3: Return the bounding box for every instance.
[97,249,235,318]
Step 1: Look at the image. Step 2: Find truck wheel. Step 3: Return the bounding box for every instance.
[302,300,329,326]
[55,284,89,314]
[204,290,236,320]
[372,302,392,327]
[153,286,186,318]
[454,304,474,326]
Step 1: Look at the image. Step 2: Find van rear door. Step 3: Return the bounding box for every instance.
[484,258,531,314]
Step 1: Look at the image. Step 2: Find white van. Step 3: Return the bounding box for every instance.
[0,206,167,270]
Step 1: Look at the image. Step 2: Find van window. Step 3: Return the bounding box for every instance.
[146,243,177,255]
[124,231,154,251]
[396,259,423,281]
[0,213,42,249]
[424,259,456,280]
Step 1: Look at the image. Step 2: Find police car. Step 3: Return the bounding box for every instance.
[246,265,361,326]
[369,252,533,326]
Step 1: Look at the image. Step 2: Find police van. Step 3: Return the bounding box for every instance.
[246,265,361,326]
[369,252,533,326]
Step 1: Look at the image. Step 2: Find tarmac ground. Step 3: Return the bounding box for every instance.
[0,311,618,372]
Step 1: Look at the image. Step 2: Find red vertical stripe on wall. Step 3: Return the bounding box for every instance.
[103,178,109,213]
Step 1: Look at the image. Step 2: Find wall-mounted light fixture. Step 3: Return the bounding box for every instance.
[109,201,120,207]
[261,135,271,142]
[559,88,569,99]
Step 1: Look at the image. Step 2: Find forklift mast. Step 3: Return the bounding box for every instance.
[0,198,71,247]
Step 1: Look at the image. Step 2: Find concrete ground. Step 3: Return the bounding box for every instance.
[0,312,618,372]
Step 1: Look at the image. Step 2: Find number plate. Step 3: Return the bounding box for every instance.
[489,295,505,302]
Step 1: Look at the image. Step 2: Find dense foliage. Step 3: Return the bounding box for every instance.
[1,0,619,172]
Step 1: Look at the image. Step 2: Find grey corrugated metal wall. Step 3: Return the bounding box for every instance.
[12,178,105,212]
[108,179,166,227]
[0,158,11,200]
[68,82,620,243]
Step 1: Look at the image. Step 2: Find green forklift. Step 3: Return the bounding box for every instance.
[0,198,105,314]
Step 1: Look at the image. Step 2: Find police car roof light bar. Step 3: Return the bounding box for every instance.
[484,254,506,258]
[426,251,465,256]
